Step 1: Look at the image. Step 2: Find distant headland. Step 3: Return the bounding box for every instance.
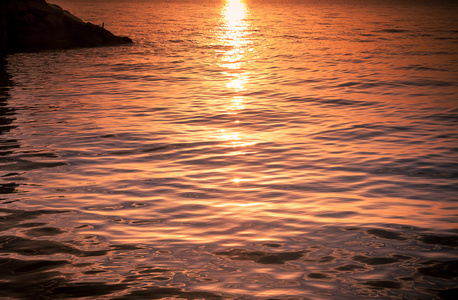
[0,0,133,55]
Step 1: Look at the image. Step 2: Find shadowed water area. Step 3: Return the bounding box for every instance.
[1,0,457,299]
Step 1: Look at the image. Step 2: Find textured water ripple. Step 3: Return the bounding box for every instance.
[1,0,457,298]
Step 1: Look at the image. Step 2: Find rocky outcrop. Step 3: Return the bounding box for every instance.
[1,0,132,54]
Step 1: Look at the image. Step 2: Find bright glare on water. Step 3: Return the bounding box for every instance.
[1,0,457,299]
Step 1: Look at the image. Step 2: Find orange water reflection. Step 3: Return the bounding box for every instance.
[215,1,255,154]
[220,2,249,118]
[8,0,456,245]
[220,0,251,69]
[218,0,255,185]
[3,2,458,298]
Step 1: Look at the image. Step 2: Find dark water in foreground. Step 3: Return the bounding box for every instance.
[1,0,458,298]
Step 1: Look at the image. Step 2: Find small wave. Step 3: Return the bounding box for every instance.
[395,64,447,71]
[285,96,379,107]
[1,159,68,171]
[378,28,410,33]
[336,79,455,89]
[213,248,305,264]
[372,167,456,178]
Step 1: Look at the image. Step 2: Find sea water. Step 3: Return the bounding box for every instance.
[1,0,457,298]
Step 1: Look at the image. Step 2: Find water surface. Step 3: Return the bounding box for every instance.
[1,0,457,299]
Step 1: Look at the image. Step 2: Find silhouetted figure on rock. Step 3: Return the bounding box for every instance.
[1,0,132,54]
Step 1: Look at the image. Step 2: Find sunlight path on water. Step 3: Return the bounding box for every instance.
[214,0,259,185]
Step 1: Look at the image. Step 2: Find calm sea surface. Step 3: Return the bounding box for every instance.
[1,0,457,299]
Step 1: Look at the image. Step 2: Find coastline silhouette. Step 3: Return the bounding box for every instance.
[1,0,132,54]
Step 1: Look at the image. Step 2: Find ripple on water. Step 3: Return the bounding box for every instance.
[0,207,457,299]
[2,0,458,298]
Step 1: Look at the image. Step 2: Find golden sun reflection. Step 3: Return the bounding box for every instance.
[224,0,247,24]
[229,96,245,110]
[226,77,246,90]
[220,0,250,68]
[218,0,251,116]
[214,0,255,184]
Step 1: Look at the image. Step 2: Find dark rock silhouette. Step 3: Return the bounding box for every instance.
[1,0,132,54]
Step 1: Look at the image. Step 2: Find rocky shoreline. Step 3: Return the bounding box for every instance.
[1,0,132,55]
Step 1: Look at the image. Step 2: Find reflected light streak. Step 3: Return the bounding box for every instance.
[219,0,251,112]
[220,0,251,68]
[223,0,248,32]
[219,129,241,141]
[226,77,245,90]
[230,95,245,110]
[214,0,256,188]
